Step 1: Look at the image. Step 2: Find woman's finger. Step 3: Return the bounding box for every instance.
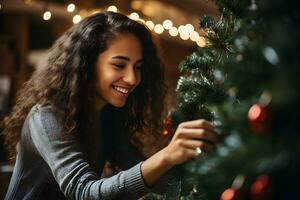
[176,128,219,144]
[179,119,214,130]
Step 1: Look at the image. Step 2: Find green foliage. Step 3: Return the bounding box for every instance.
[148,0,300,199]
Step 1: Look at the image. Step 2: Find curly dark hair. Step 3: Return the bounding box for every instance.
[1,11,167,161]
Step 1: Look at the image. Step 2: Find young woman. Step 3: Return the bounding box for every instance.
[2,11,218,200]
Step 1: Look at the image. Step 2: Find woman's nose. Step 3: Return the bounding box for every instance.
[123,68,138,85]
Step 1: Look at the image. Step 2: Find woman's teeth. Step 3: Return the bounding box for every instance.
[113,86,129,94]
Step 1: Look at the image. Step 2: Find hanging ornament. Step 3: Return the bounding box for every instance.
[250,175,273,199]
[220,188,239,200]
[248,104,270,134]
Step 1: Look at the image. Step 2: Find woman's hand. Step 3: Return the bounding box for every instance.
[141,119,218,187]
[161,119,219,167]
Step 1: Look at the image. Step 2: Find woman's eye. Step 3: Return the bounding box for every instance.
[113,64,125,68]
[135,64,142,71]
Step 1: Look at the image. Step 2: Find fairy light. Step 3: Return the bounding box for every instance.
[36,2,201,44]
[169,27,178,37]
[43,11,52,20]
[138,18,145,24]
[154,24,164,34]
[178,25,189,36]
[185,24,194,33]
[190,31,200,41]
[67,3,76,13]
[73,14,82,24]
[180,33,189,40]
[162,19,173,30]
[107,5,117,12]
[129,12,139,21]
[145,20,155,30]
[197,36,206,47]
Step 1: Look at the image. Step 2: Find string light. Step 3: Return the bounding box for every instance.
[67,3,76,13]
[107,5,117,12]
[138,19,145,24]
[185,24,194,33]
[169,27,178,37]
[162,19,173,30]
[178,25,189,36]
[190,31,200,42]
[73,14,82,24]
[197,36,206,47]
[129,12,139,21]
[154,24,164,34]
[180,33,189,40]
[145,20,155,30]
[43,10,52,20]
[35,3,207,45]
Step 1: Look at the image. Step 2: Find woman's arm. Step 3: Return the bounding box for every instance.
[141,119,218,186]
[28,106,150,200]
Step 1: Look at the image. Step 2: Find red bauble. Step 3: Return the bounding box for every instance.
[248,104,270,134]
[250,175,272,199]
[220,188,239,200]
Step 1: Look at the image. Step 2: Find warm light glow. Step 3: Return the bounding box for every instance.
[138,19,145,24]
[162,19,173,30]
[129,12,139,21]
[142,5,154,16]
[169,27,178,37]
[180,33,189,40]
[145,20,155,30]
[220,188,236,200]
[0,3,2,10]
[73,14,82,24]
[131,1,142,10]
[43,11,52,21]
[67,3,75,12]
[154,24,164,34]
[190,31,200,41]
[197,36,206,47]
[185,23,194,33]
[251,175,270,196]
[248,104,262,120]
[107,5,117,12]
[178,25,189,36]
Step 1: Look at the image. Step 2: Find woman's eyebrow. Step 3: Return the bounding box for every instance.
[112,56,130,61]
[112,56,143,63]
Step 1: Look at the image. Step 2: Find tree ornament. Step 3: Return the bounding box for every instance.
[248,104,270,134]
[250,175,272,199]
[220,188,239,200]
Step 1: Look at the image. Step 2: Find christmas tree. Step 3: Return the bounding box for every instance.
[146,0,300,199]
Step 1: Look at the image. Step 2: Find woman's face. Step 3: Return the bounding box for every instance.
[95,33,143,108]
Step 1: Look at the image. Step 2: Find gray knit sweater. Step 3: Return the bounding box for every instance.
[5,104,166,200]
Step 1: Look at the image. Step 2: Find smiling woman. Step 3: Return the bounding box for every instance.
[94,33,143,109]
[2,11,217,200]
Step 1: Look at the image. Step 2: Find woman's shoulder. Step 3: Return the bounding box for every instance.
[27,104,56,118]
[26,104,72,140]
[26,104,61,129]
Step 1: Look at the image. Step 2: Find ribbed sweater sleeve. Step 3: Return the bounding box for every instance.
[27,106,150,200]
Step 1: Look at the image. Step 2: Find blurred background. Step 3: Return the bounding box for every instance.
[0,0,219,197]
